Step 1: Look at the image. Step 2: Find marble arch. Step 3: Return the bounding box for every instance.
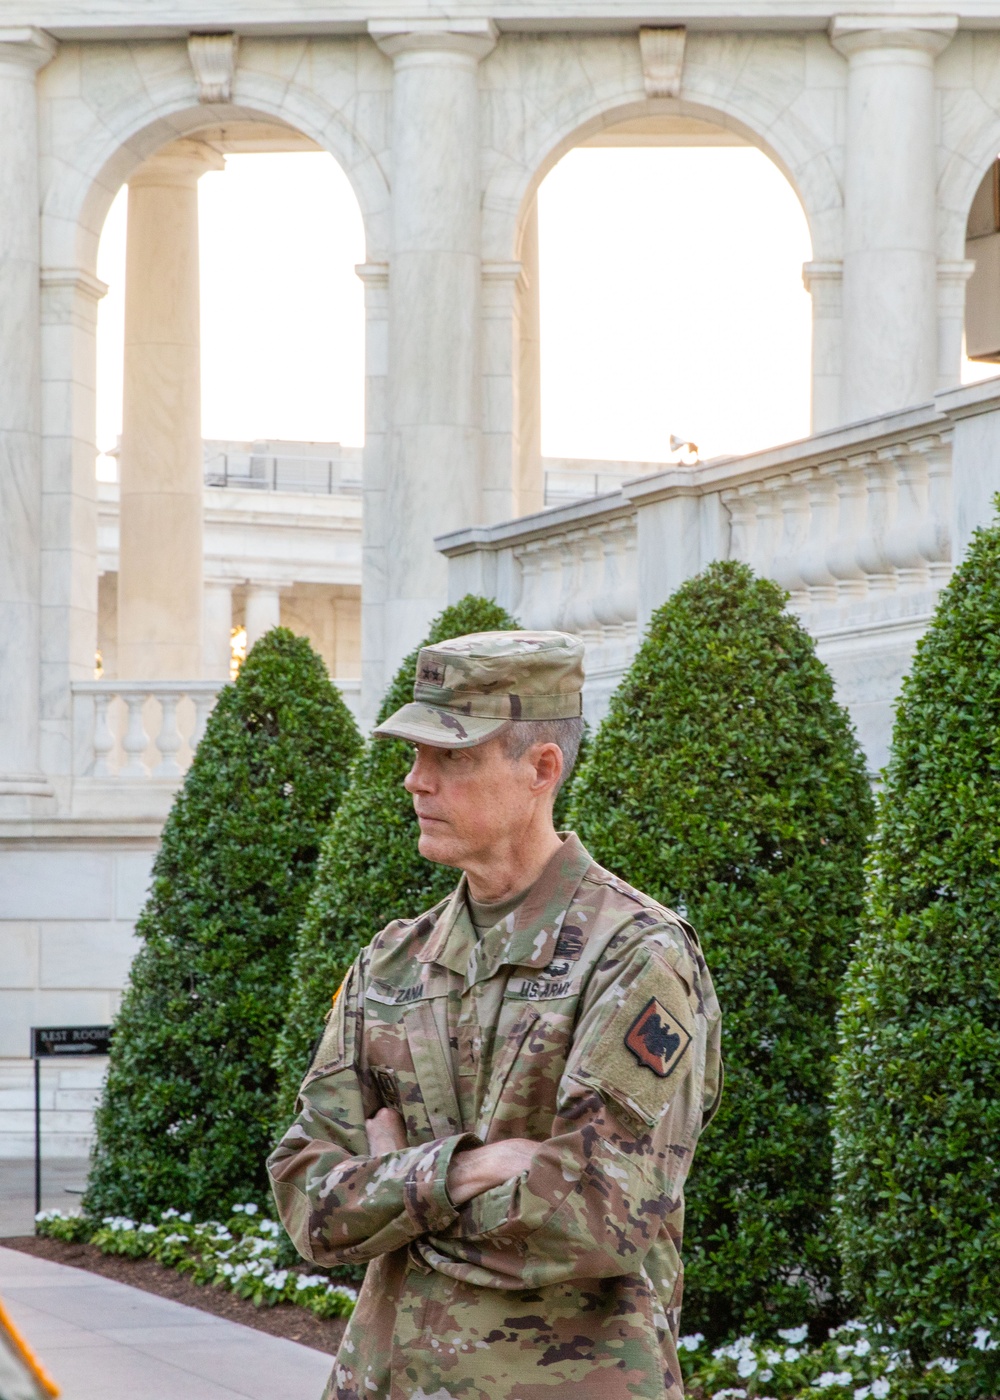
[40,45,390,275]
[484,41,838,269]
[509,97,820,259]
[935,33,1000,262]
[8,10,1000,1159]
[33,43,386,802]
[939,121,1000,265]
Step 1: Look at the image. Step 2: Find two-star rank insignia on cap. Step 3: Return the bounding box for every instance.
[624,996,692,1078]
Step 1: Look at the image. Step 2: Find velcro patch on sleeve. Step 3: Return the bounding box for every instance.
[573,953,696,1129]
[624,996,692,1078]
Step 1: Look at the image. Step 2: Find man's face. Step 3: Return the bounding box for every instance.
[403,736,559,870]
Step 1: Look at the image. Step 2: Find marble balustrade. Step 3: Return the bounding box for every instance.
[720,432,952,612]
[439,382,1000,767]
[71,681,221,820]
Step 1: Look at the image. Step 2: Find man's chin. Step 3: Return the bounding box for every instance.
[417,830,462,868]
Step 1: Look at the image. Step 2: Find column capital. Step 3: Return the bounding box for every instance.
[482,259,527,299]
[830,14,957,59]
[40,267,109,303]
[129,138,225,191]
[369,18,498,63]
[937,258,976,286]
[355,260,390,289]
[0,26,57,74]
[801,259,843,290]
[246,578,290,595]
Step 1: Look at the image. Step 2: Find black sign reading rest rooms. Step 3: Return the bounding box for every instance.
[31,1025,112,1058]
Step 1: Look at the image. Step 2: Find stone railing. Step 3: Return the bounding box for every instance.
[718,431,950,611]
[442,493,639,719]
[438,381,1000,766]
[69,675,362,820]
[71,681,222,819]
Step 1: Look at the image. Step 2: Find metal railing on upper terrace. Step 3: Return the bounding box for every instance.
[204,451,363,495]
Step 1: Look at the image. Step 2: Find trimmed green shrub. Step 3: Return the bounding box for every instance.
[833,515,1000,1382]
[85,629,362,1221]
[273,595,522,1112]
[568,559,874,1341]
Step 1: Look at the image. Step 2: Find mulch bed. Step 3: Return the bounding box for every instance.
[3,1234,345,1356]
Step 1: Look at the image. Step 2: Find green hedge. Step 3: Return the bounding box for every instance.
[568,560,874,1341]
[85,629,362,1221]
[273,595,521,1113]
[833,515,1000,1384]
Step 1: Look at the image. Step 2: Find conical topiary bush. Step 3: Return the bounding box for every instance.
[85,628,362,1220]
[833,514,1000,1384]
[568,559,874,1341]
[273,595,524,1114]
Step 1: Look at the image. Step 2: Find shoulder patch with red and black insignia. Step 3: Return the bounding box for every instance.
[624,996,692,1078]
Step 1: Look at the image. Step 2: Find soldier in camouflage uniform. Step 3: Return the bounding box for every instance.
[268,631,722,1400]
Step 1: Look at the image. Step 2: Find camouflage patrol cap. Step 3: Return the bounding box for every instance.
[372,630,585,749]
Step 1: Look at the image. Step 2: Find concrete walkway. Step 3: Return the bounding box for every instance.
[0,1246,332,1399]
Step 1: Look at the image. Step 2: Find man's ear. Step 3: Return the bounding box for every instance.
[531,742,564,795]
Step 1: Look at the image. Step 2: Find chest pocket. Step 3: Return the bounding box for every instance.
[478,980,578,1142]
[364,984,461,1144]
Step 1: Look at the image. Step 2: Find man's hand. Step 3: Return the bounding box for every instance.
[446,1138,536,1206]
[365,1110,535,1205]
[366,1107,408,1155]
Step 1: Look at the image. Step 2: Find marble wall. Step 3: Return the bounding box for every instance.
[5,7,1000,1153]
[0,841,153,1154]
[25,17,1000,724]
[440,379,1000,774]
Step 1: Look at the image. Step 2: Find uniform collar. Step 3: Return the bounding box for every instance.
[418,832,594,980]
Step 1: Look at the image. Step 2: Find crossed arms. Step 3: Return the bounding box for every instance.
[267,927,718,1291]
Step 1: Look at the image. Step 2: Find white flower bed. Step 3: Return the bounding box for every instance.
[679,1318,999,1399]
[35,1206,357,1320]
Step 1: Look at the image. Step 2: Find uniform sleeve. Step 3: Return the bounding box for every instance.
[418,929,721,1290]
[267,955,480,1267]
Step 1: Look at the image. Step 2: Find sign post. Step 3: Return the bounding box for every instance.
[30,1026,112,1228]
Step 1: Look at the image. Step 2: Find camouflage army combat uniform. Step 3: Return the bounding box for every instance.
[269,630,722,1399]
[268,832,722,1400]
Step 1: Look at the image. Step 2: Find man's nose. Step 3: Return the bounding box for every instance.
[404,752,434,793]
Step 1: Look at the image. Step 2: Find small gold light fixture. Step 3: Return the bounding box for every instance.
[230,626,247,681]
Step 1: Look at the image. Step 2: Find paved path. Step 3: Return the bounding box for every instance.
[0,1246,332,1400]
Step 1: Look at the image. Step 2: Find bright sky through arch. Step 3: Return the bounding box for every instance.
[96,152,368,455]
[537,145,814,463]
[97,145,821,466]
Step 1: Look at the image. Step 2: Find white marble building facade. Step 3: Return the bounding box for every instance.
[4,3,1000,1152]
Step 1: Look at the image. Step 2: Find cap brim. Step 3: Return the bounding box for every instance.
[372,702,509,749]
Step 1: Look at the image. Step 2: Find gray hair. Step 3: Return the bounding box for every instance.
[498,717,585,793]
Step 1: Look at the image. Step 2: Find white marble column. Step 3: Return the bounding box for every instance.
[369,19,497,672]
[832,16,955,422]
[516,198,543,516]
[481,260,522,526]
[0,27,57,814]
[937,260,977,391]
[117,139,223,681]
[802,261,842,433]
[245,582,283,648]
[203,578,234,681]
[356,260,390,724]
